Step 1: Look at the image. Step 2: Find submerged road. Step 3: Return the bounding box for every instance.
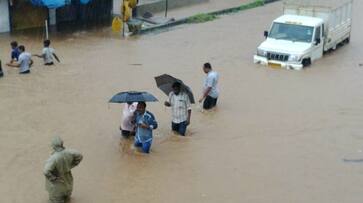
[1,1,363,202]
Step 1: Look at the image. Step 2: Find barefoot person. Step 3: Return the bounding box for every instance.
[7,45,33,74]
[134,102,158,153]
[44,136,83,203]
[34,40,60,65]
[164,82,192,136]
[199,62,220,110]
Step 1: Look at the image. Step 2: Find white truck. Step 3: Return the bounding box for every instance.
[254,0,353,70]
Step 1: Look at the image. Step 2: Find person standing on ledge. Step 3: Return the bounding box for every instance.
[199,62,220,110]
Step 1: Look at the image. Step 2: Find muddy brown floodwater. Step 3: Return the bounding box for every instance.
[1,1,363,203]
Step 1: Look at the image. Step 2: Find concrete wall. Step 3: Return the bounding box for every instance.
[49,9,56,25]
[113,0,121,15]
[137,0,209,16]
[113,0,209,16]
[0,0,10,33]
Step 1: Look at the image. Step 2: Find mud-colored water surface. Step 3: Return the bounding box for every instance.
[1,1,363,203]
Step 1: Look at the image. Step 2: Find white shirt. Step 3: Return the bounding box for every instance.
[204,71,219,98]
[42,47,55,64]
[121,102,137,131]
[169,92,191,123]
[18,52,31,73]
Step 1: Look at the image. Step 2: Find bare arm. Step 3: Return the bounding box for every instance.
[164,93,172,107]
[186,95,192,125]
[187,109,191,125]
[6,62,20,68]
[33,54,45,58]
[199,87,212,103]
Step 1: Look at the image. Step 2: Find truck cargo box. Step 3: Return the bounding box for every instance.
[283,0,353,51]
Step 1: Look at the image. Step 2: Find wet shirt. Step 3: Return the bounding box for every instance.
[204,71,219,98]
[121,102,137,131]
[11,48,20,61]
[134,111,157,143]
[43,47,55,64]
[18,52,31,73]
[169,92,191,123]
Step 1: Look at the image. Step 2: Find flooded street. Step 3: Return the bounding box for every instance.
[1,1,363,202]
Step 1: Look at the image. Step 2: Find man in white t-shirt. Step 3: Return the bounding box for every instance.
[7,45,33,74]
[199,62,219,110]
[34,40,60,65]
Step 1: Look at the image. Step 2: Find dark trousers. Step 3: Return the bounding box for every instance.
[19,70,30,74]
[203,96,218,110]
[45,62,54,66]
[135,139,152,153]
[172,121,188,136]
[121,129,135,139]
[0,60,3,77]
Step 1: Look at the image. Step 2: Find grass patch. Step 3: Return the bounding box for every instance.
[239,0,264,10]
[187,13,218,24]
[187,0,265,24]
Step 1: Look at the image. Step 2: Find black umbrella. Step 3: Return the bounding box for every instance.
[109,91,158,103]
[155,74,195,103]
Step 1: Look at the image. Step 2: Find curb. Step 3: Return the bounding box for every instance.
[139,0,280,35]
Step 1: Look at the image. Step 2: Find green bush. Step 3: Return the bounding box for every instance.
[187,0,265,24]
[239,0,265,11]
[187,13,218,24]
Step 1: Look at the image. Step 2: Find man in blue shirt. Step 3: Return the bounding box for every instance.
[133,102,158,153]
[10,41,20,63]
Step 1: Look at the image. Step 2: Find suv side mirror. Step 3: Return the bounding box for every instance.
[315,38,321,45]
[264,31,268,38]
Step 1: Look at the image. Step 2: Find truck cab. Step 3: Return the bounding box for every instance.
[254,15,324,70]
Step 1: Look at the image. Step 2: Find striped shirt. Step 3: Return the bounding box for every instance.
[169,91,191,123]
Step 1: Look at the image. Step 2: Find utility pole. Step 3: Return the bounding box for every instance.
[122,0,125,37]
[165,0,168,17]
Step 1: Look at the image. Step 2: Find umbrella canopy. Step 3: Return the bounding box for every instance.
[155,74,195,103]
[109,91,158,103]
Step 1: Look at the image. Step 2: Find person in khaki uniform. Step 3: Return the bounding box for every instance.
[44,136,83,203]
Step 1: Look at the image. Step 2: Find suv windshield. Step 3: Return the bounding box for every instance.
[269,22,314,43]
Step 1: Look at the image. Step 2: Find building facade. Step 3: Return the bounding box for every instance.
[0,0,113,33]
[0,0,10,32]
